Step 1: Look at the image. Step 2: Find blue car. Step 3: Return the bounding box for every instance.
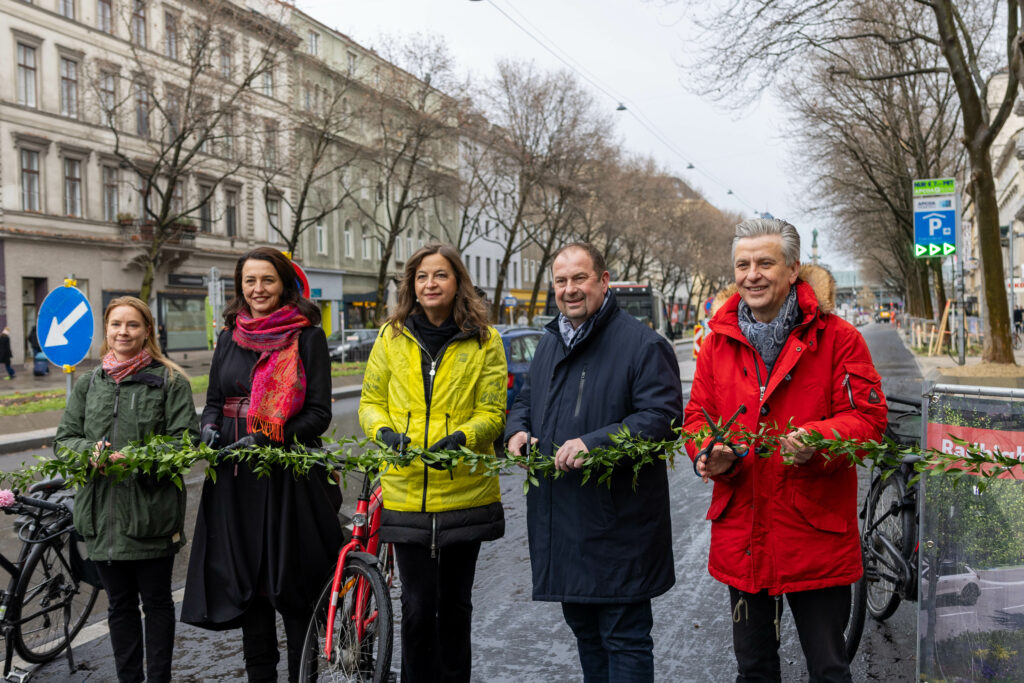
[500,327,545,413]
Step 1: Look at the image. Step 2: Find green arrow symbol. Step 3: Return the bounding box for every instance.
[943,243,956,255]
[929,243,941,256]
[915,244,927,257]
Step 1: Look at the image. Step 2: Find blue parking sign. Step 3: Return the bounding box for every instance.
[38,286,93,367]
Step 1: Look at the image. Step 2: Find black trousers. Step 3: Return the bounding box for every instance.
[240,595,310,683]
[728,585,853,683]
[561,601,655,683]
[94,556,175,683]
[393,541,481,683]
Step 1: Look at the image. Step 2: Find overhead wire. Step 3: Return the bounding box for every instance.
[477,0,763,214]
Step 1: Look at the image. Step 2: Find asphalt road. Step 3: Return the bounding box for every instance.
[6,324,923,681]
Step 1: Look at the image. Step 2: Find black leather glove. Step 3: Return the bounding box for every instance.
[428,432,466,452]
[200,424,220,448]
[221,433,269,452]
[377,428,411,452]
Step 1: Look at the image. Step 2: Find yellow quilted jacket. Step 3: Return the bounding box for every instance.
[358,321,506,513]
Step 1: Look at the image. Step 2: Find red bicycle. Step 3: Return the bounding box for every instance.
[298,465,394,682]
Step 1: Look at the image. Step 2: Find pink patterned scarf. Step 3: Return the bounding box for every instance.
[232,305,310,442]
[102,349,153,383]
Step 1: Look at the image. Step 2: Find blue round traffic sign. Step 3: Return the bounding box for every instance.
[38,286,94,367]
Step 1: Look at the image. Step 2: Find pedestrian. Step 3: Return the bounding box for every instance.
[54,296,198,683]
[505,242,682,682]
[181,247,342,682]
[158,323,168,355]
[28,324,41,355]
[359,243,506,682]
[686,218,887,682]
[0,327,14,379]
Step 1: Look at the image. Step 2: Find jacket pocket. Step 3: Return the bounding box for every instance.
[792,489,847,534]
[706,485,734,521]
[841,361,883,411]
[124,479,185,540]
[73,482,97,538]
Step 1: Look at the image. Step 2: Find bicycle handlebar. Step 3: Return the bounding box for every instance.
[15,494,68,515]
[886,394,923,410]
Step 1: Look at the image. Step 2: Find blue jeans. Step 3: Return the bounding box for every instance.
[3,362,13,378]
[561,601,655,683]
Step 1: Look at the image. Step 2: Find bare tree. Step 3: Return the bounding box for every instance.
[481,60,613,319]
[339,34,463,323]
[680,0,1019,362]
[256,73,359,256]
[92,0,291,301]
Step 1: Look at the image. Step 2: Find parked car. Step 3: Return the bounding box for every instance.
[328,328,379,362]
[501,327,545,412]
[926,559,981,606]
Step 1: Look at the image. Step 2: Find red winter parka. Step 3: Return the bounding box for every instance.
[684,267,887,595]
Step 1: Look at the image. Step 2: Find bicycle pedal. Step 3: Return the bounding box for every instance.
[5,666,32,683]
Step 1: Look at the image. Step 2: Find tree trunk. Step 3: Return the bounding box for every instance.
[970,146,1014,363]
[930,259,947,325]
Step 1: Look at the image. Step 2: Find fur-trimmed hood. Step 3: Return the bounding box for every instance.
[709,263,836,318]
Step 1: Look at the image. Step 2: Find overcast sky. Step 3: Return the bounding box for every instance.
[298,0,836,265]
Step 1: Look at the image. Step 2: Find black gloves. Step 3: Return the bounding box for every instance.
[377,428,411,451]
[428,431,466,452]
[221,433,269,452]
[200,424,220,448]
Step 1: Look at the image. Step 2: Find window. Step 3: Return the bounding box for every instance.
[360,176,369,200]
[134,82,149,136]
[264,122,277,167]
[20,149,40,212]
[225,190,237,237]
[164,12,178,60]
[98,0,112,33]
[169,179,183,216]
[64,158,82,217]
[166,90,182,141]
[513,261,518,288]
[131,1,146,47]
[102,166,119,221]
[361,226,372,260]
[267,198,280,242]
[16,44,37,108]
[99,71,116,127]
[59,0,74,19]
[344,220,353,257]
[308,30,319,56]
[137,175,152,219]
[347,51,356,74]
[395,232,403,261]
[60,58,79,118]
[485,257,491,287]
[219,38,232,79]
[475,256,481,285]
[222,111,234,158]
[316,222,326,254]
[406,233,413,260]
[198,184,212,232]
[262,69,273,97]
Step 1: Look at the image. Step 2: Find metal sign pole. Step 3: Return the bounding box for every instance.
[957,191,966,365]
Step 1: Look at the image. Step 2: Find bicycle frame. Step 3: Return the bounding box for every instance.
[323,472,386,662]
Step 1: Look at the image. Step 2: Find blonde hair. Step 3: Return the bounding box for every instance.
[101,297,188,381]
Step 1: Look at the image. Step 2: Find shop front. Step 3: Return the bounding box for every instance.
[305,268,344,336]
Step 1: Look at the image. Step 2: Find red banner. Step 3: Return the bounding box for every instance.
[926,422,1024,478]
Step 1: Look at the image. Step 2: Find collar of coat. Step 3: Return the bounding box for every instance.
[708,264,836,342]
[544,289,620,351]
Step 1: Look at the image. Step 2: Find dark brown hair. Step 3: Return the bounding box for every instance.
[553,241,607,276]
[387,243,490,342]
[102,296,188,381]
[223,247,321,329]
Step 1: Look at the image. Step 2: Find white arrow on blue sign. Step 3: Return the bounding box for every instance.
[38,286,93,367]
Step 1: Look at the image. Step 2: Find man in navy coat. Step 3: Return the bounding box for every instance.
[506,242,682,682]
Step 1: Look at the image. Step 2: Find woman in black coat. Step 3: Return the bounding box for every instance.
[0,327,14,379]
[181,248,343,683]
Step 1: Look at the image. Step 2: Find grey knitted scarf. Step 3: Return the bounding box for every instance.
[737,286,801,373]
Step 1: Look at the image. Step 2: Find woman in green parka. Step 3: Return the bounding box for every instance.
[359,243,506,682]
[55,296,198,683]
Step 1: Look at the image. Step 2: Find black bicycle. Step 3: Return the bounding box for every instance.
[0,477,100,680]
[844,394,922,661]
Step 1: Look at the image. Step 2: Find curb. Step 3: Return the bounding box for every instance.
[0,384,365,455]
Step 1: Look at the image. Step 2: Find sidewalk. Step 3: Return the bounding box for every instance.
[900,327,1024,389]
[0,349,365,452]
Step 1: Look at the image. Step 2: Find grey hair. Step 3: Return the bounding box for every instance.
[732,218,801,266]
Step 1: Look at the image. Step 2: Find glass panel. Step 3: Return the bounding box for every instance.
[919,391,1024,681]
[161,296,206,350]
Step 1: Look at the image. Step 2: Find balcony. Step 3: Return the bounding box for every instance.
[119,219,197,246]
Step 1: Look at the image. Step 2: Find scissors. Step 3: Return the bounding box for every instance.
[692,404,749,477]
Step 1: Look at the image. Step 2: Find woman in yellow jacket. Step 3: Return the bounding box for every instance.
[359,243,506,682]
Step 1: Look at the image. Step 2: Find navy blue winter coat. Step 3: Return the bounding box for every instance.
[506,292,682,602]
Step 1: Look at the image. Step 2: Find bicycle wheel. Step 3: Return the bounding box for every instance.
[12,536,99,662]
[844,574,867,662]
[864,472,912,621]
[1015,333,1023,351]
[299,556,393,682]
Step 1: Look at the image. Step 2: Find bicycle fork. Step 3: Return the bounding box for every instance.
[324,475,375,663]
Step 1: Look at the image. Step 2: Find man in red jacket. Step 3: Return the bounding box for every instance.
[685,218,887,682]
